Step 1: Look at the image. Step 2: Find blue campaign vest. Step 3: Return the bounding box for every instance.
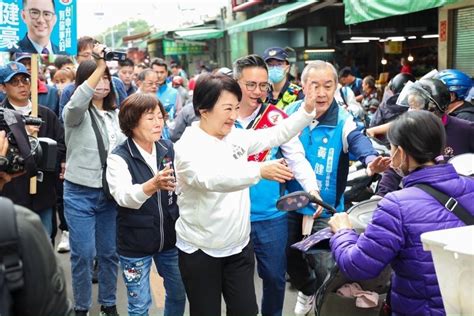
[235,109,286,222]
[286,100,349,215]
[157,83,178,118]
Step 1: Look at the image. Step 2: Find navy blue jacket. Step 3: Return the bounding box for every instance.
[16,34,66,54]
[112,138,179,258]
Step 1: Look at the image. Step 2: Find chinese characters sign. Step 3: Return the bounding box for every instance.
[0,0,77,55]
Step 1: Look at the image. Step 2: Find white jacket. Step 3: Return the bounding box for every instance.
[174,105,315,254]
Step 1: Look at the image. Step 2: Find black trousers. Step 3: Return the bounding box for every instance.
[178,242,258,316]
[286,213,333,296]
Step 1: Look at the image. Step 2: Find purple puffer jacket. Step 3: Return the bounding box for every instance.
[330,163,474,316]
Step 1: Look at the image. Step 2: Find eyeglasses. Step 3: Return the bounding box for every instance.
[144,81,159,87]
[26,8,55,21]
[241,81,270,92]
[7,77,31,87]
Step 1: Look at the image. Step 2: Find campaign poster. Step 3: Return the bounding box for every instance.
[0,0,77,56]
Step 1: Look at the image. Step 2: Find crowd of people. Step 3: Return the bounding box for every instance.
[0,35,473,316]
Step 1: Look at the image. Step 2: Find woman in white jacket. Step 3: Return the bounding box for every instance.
[174,73,317,315]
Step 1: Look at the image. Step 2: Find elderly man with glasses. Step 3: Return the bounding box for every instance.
[18,0,65,55]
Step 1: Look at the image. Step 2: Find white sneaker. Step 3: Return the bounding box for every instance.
[57,230,70,253]
[294,291,315,315]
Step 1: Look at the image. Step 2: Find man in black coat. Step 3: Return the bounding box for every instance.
[0,61,65,237]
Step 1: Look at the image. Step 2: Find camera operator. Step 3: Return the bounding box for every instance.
[0,61,65,237]
[0,130,72,316]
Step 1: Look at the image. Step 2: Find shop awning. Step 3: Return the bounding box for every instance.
[175,28,224,41]
[344,0,459,25]
[227,0,318,34]
[148,31,166,42]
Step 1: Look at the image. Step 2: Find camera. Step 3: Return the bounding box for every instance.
[103,48,127,62]
[0,108,57,175]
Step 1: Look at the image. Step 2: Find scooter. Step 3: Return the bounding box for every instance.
[277,192,391,316]
[344,137,390,210]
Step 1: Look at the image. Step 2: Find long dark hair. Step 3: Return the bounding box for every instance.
[74,60,116,111]
[387,111,446,164]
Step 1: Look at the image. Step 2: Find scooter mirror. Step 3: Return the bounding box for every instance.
[276,191,336,214]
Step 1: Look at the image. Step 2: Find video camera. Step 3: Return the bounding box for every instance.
[0,108,57,175]
[103,47,127,62]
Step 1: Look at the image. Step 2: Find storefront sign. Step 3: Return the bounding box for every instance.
[162,39,206,56]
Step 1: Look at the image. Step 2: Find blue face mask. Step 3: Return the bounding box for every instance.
[268,66,286,84]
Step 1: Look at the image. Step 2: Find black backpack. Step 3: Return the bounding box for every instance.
[0,197,23,316]
[0,197,72,316]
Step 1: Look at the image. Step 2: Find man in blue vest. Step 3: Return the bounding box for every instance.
[151,58,182,120]
[233,54,320,316]
[285,61,389,315]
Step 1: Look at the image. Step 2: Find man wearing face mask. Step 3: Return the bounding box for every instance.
[263,47,305,111]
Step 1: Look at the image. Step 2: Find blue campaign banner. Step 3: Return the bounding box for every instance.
[0,0,77,56]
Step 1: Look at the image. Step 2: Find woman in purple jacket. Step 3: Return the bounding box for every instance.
[328,110,474,316]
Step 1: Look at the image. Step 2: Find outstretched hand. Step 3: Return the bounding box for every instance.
[260,158,293,183]
[309,190,324,219]
[303,85,317,114]
[367,156,391,176]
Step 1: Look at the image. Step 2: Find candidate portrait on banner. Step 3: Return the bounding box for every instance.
[0,0,76,56]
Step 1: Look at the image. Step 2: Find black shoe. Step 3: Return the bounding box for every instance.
[92,259,98,284]
[100,305,119,316]
[74,309,88,316]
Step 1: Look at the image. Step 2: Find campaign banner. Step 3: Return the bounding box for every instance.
[0,0,77,55]
[248,104,288,162]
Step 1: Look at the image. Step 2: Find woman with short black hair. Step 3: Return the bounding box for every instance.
[174,73,318,315]
[107,93,186,316]
[328,110,474,315]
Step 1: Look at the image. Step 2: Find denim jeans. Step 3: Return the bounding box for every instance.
[64,180,119,311]
[120,248,186,316]
[38,207,53,237]
[251,214,287,316]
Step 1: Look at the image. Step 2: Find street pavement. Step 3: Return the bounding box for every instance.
[57,249,311,315]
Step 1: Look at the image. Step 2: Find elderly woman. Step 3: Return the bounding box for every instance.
[328,110,474,315]
[174,73,317,315]
[106,93,186,316]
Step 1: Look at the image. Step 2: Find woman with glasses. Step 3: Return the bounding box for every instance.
[328,110,474,315]
[174,73,317,315]
[62,43,125,316]
[17,0,65,54]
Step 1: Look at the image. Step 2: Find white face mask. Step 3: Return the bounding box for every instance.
[390,147,409,177]
[93,79,111,100]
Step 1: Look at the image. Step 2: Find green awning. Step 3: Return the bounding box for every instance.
[148,31,166,42]
[175,28,224,41]
[344,0,459,25]
[227,0,317,34]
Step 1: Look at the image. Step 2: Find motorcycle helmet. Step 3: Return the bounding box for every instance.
[389,73,416,94]
[435,69,472,100]
[396,78,451,114]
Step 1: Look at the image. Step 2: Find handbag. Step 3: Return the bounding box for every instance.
[88,108,114,200]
